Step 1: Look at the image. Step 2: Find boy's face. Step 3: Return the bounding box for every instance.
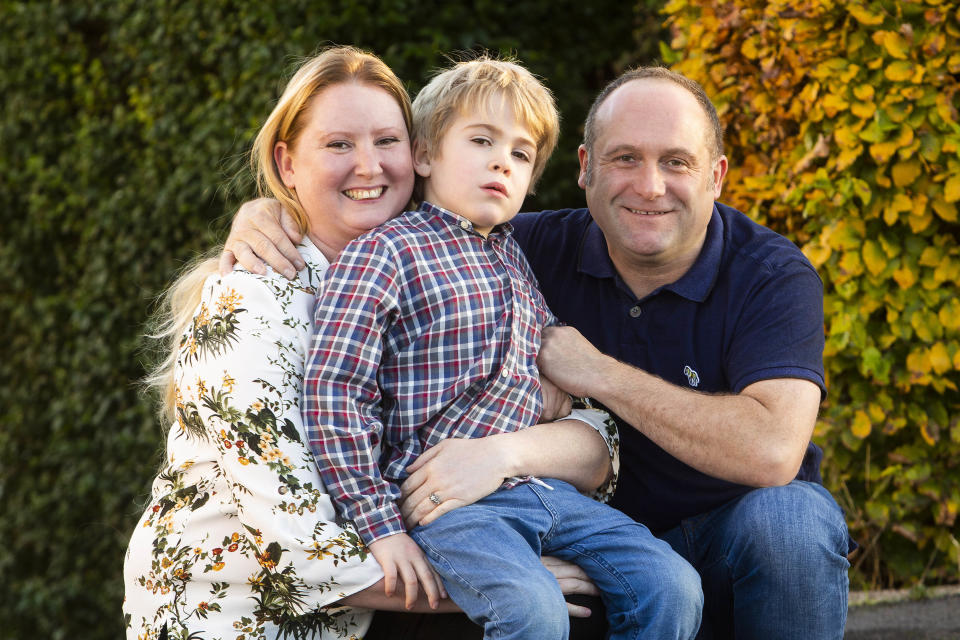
[414,100,536,236]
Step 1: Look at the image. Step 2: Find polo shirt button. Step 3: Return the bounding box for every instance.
[459,220,471,230]
[629,305,642,317]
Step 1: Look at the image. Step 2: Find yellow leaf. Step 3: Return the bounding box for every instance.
[907,347,931,374]
[868,403,886,422]
[932,198,957,221]
[849,4,886,26]
[930,342,951,374]
[835,145,863,170]
[853,84,875,101]
[940,298,960,330]
[882,31,911,59]
[803,242,832,268]
[870,140,900,163]
[851,410,872,438]
[911,309,939,342]
[822,93,849,117]
[885,61,915,82]
[851,101,876,119]
[919,246,942,267]
[834,125,860,148]
[840,250,863,276]
[920,423,938,446]
[945,175,960,203]
[862,240,887,275]
[892,159,923,186]
[893,262,918,289]
[908,209,933,233]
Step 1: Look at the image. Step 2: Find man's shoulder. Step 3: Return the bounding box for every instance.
[716,202,817,277]
[512,207,593,251]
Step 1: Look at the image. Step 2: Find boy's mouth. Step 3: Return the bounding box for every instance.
[482,182,507,197]
[344,187,384,200]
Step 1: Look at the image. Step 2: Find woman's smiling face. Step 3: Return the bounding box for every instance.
[275,82,415,259]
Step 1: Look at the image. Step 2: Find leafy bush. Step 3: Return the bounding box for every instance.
[0,1,657,637]
[662,0,960,588]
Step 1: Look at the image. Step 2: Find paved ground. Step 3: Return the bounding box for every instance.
[845,587,960,639]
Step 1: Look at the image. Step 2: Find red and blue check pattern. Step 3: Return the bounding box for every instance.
[303,203,555,544]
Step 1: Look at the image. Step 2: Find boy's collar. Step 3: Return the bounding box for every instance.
[417,201,514,237]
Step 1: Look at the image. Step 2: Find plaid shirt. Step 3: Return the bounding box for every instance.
[303,202,557,544]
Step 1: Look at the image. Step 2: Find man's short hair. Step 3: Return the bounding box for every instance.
[583,66,724,163]
[412,55,560,192]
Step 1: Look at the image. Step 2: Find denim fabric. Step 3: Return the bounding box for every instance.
[411,479,702,640]
[658,480,850,640]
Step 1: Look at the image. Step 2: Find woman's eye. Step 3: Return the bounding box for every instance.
[327,141,350,150]
[377,137,400,146]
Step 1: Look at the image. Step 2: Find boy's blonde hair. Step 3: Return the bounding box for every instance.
[412,55,559,193]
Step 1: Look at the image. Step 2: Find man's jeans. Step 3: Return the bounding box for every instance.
[411,479,703,640]
[658,480,851,640]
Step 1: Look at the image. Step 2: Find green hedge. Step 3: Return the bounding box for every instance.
[0,2,656,637]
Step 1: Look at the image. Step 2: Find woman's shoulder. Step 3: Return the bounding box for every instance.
[218,237,330,298]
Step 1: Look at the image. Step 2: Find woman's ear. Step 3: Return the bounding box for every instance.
[274,141,296,188]
[412,139,432,179]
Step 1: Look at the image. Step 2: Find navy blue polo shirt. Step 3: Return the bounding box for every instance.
[512,202,827,534]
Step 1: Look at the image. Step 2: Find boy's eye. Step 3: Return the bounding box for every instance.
[471,137,492,146]
[512,150,531,162]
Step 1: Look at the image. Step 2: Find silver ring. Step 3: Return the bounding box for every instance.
[429,492,442,505]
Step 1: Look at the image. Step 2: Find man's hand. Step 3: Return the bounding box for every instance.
[367,533,446,610]
[541,555,600,618]
[219,197,304,279]
[400,436,512,529]
[539,373,573,422]
[537,325,609,398]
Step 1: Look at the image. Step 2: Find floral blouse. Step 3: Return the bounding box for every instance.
[124,238,382,640]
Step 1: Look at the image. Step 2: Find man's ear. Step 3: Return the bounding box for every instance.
[412,139,433,178]
[275,142,296,188]
[711,155,728,199]
[577,144,590,190]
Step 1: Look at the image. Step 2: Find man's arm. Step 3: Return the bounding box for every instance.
[220,197,304,278]
[538,325,821,488]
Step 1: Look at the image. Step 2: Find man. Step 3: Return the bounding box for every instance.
[223,67,851,639]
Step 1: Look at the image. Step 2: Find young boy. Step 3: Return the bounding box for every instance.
[303,58,700,639]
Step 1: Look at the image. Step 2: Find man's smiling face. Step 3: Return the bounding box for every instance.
[578,78,727,276]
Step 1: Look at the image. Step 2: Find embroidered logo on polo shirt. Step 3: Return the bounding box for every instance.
[683,365,700,388]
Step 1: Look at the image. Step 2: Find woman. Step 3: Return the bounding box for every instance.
[125,46,614,640]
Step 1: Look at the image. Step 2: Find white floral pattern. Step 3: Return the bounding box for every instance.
[123,238,382,640]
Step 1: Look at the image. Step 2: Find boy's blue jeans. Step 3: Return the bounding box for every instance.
[658,480,851,640]
[410,479,702,640]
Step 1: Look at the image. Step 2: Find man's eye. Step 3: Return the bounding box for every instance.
[616,155,635,163]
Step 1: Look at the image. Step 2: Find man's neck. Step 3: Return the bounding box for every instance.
[610,250,700,301]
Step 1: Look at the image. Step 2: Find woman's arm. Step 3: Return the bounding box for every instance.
[399,417,612,529]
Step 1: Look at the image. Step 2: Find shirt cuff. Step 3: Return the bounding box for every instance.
[557,403,621,503]
[350,502,408,545]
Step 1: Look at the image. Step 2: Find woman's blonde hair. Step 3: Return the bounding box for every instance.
[146,46,411,424]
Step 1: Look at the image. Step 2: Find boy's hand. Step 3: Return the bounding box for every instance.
[367,533,446,610]
[539,373,573,422]
[219,197,304,279]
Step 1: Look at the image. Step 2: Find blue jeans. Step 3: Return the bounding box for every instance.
[411,479,702,640]
[658,481,850,640]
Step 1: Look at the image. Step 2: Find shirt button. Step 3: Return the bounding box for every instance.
[500,368,510,378]
[459,220,471,230]
[629,305,642,317]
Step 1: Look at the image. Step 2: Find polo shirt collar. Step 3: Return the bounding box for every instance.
[578,204,724,302]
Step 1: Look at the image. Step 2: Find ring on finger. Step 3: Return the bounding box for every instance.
[429,492,442,505]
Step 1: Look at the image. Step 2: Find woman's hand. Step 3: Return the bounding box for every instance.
[399,435,513,529]
[367,533,447,610]
[539,373,573,422]
[219,197,304,279]
[541,556,600,618]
